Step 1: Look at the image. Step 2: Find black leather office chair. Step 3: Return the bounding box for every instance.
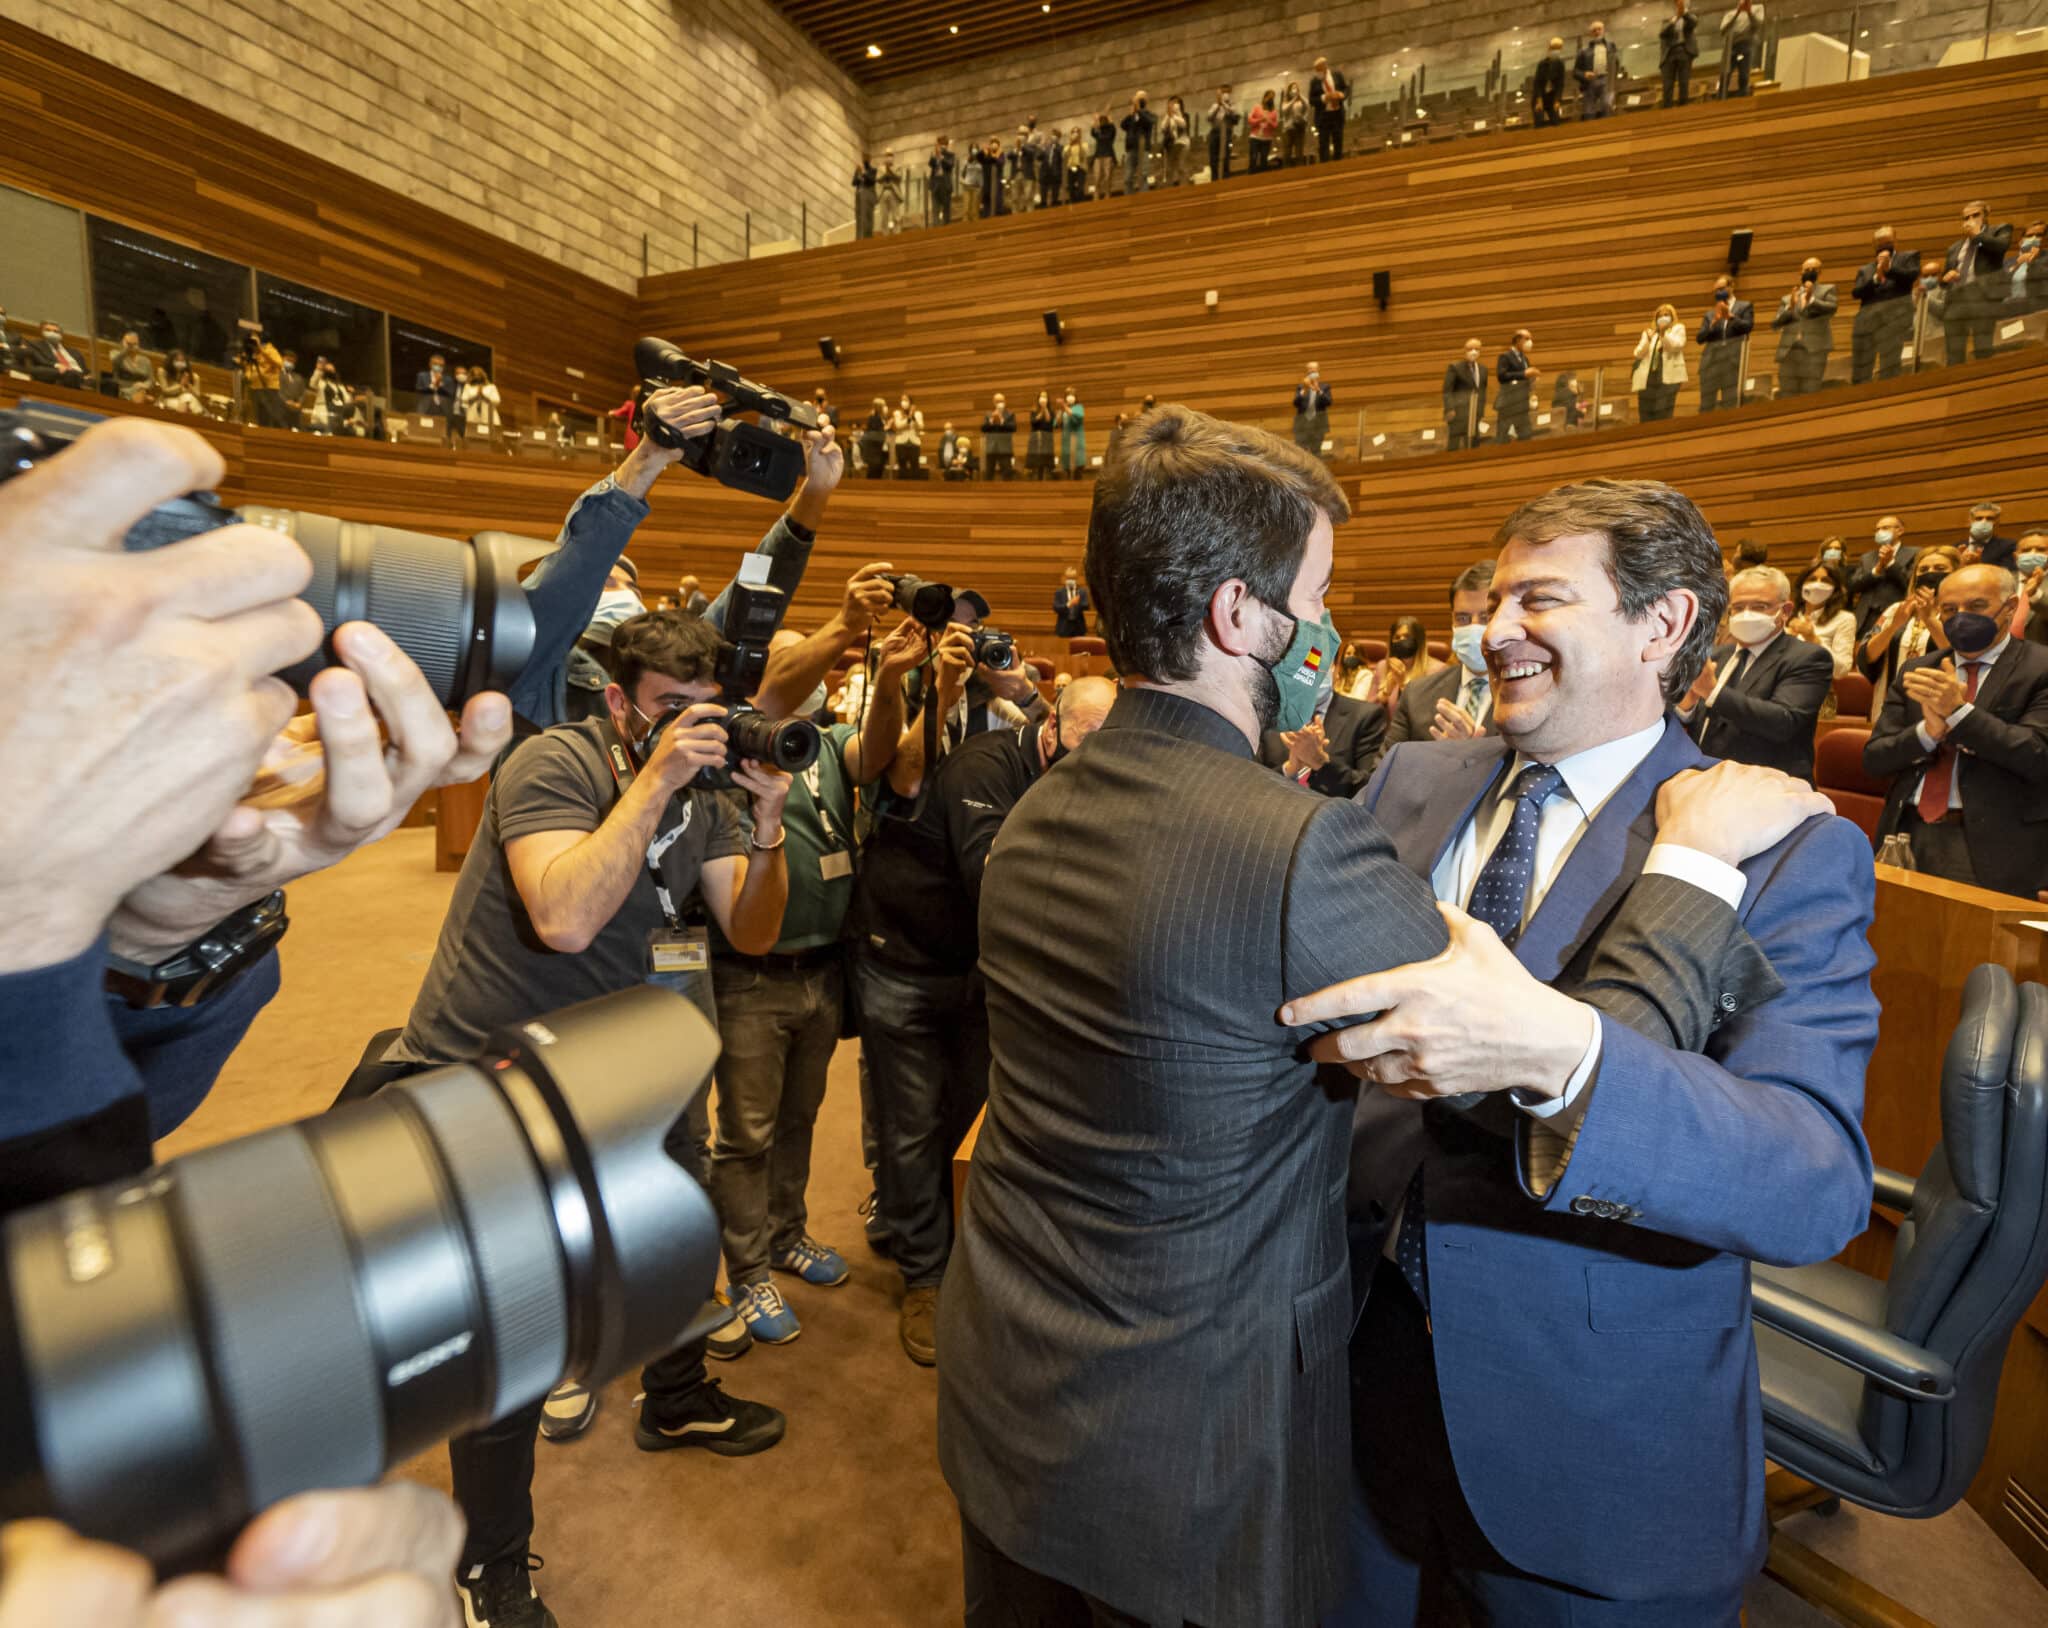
[1750,963,2048,1627]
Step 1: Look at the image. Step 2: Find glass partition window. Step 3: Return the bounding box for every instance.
[0,184,91,366]
[257,275,387,404]
[389,321,494,419]
[86,218,249,369]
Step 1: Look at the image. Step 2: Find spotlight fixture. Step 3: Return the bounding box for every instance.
[819,336,842,366]
[949,24,958,32]
[1042,3,1051,11]
[866,43,883,57]
[1042,309,1066,343]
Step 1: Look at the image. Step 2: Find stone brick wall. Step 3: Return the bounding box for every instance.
[864,0,2048,197]
[9,0,866,290]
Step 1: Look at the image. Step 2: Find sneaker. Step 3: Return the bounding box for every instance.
[704,1290,753,1361]
[859,1190,893,1256]
[459,1552,556,1628]
[900,1283,939,1367]
[634,1378,787,1457]
[537,1378,595,1442]
[772,1234,851,1287]
[731,1278,802,1344]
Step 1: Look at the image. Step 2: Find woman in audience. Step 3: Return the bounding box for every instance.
[1858,544,1959,719]
[1058,387,1086,477]
[1064,128,1088,203]
[1280,82,1311,167]
[1631,302,1688,421]
[891,393,924,476]
[1090,113,1118,199]
[1787,559,1856,676]
[1026,390,1057,479]
[154,354,205,415]
[1811,534,1850,575]
[861,397,889,479]
[1206,86,1240,180]
[1247,90,1279,174]
[1369,617,1440,705]
[1160,97,1192,187]
[1334,641,1375,701]
[460,365,501,445]
[305,357,352,435]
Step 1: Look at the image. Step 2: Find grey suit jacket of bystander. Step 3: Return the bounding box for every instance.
[936,685,1449,1628]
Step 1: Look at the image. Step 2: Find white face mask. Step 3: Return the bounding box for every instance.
[1728,610,1780,647]
[590,588,644,633]
[1874,528,1895,547]
[1801,583,1834,606]
[1655,315,1672,330]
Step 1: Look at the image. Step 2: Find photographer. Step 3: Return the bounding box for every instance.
[515,389,843,733]
[851,675,1118,1365]
[0,417,507,1618]
[887,591,1043,799]
[360,608,793,1628]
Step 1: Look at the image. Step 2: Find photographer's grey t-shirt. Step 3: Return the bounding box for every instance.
[391,718,747,1066]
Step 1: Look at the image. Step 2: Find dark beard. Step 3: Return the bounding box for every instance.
[1248,609,1293,733]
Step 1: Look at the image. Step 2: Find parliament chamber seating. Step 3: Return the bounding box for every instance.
[1834,672,1876,722]
[1814,728,1888,843]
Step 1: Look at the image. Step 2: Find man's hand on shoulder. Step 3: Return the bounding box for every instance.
[1284,903,1595,1102]
[1654,762,1833,867]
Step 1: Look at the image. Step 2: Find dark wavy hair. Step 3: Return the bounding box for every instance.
[1492,479,1726,705]
[1085,404,1348,682]
[607,609,722,699]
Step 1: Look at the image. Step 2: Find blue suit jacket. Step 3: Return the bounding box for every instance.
[1350,717,1878,1600]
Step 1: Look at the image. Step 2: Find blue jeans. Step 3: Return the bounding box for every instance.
[708,955,844,1284]
[853,953,989,1289]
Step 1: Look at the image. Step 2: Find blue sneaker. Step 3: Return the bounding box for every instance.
[772,1234,851,1287]
[731,1278,801,1344]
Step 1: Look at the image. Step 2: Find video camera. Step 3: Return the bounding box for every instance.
[650,567,820,789]
[0,986,721,1570]
[635,336,820,502]
[882,573,1016,670]
[0,402,536,709]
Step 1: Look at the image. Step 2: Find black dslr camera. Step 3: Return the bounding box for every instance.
[661,575,820,789]
[635,336,819,502]
[882,573,1015,670]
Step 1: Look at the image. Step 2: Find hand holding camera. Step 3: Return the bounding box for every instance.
[873,617,930,684]
[647,702,733,789]
[933,624,977,709]
[0,416,319,975]
[637,385,722,463]
[841,561,898,634]
[728,759,794,843]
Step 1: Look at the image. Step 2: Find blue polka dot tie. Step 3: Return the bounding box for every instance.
[1393,761,1567,1311]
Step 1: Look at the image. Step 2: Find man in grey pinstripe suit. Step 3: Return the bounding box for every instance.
[937,407,1452,1627]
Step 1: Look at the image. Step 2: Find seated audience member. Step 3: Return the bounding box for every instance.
[1789,558,1857,675]
[1632,303,1687,421]
[1866,563,2048,895]
[1367,615,1441,707]
[154,352,205,415]
[1696,277,1752,412]
[1858,544,1957,718]
[1334,640,1375,700]
[853,669,1119,1364]
[1956,497,2015,567]
[1679,566,1836,781]
[1259,678,1386,797]
[1442,338,1488,449]
[1381,559,1496,752]
[1773,257,1837,396]
[1849,514,1918,639]
[111,330,155,401]
[26,318,87,389]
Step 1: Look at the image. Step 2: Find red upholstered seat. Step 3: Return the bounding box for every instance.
[1814,727,1886,843]
[1833,672,1874,720]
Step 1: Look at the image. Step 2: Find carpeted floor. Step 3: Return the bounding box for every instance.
[161,828,2048,1628]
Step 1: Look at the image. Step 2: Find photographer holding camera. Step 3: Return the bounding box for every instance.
[353,604,794,1628]
[851,672,1118,1365]
[887,590,1043,798]
[0,416,511,1619]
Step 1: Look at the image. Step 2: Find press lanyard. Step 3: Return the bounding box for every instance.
[603,715,690,929]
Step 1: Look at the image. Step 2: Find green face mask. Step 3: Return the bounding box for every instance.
[1263,607,1338,733]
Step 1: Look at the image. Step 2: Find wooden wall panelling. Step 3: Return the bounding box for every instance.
[637,58,2048,450]
[0,20,635,421]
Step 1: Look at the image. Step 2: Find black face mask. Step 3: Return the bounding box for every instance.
[1801,270,1820,284]
[1389,634,1423,660]
[1914,572,1948,593]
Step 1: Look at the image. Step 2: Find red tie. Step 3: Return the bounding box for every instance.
[1915,660,1983,822]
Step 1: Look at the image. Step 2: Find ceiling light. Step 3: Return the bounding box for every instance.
[866,43,883,57]
[1042,3,1051,10]
[948,23,958,32]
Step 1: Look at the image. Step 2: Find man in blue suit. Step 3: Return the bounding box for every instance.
[1292,478,1880,1624]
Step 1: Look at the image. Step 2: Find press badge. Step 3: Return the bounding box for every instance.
[646,926,711,985]
[817,849,853,881]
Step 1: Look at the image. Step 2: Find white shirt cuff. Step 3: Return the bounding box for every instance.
[1641,843,1748,910]
[1916,720,1938,753]
[1517,1006,1601,1120]
[1945,701,1975,729]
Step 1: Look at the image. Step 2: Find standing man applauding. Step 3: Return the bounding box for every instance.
[1312,55,1350,160]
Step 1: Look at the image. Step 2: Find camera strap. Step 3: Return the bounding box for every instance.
[603,716,693,931]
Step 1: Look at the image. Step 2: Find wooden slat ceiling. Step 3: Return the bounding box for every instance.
[766,0,1210,82]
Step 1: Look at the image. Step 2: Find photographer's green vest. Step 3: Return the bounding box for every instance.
[708,722,862,957]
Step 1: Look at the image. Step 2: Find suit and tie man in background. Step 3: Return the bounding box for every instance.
[1494,330,1537,443]
[1297,477,1881,1625]
[1865,563,2048,897]
[1659,0,1699,105]
[1575,21,1623,119]
[1442,339,1488,449]
[1772,256,1836,397]
[1678,566,1837,781]
[938,406,1454,1628]
[1940,199,2012,366]
[23,319,86,390]
[1956,497,2016,569]
[1312,55,1351,161]
[1382,559,1499,756]
[1696,276,1754,412]
[1849,515,1919,640]
[1261,683,1387,798]
[1850,226,1921,383]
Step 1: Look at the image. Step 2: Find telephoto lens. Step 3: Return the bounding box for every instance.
[725,707,821,773]
[0,403,538,709]
[887,571,955,631]
[0,986,720,1570]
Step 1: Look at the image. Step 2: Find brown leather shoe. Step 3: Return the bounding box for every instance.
[900,1284,939,1366]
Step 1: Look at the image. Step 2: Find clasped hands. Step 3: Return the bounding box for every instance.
[1280,761,1830,1102]
[1901,656,1969,740]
